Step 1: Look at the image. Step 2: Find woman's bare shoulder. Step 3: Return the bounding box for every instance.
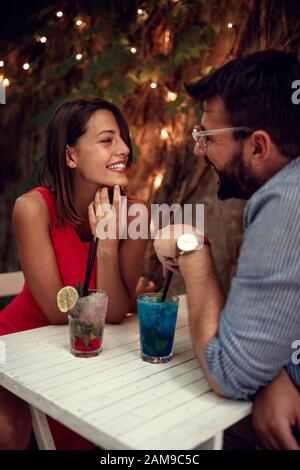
[13,190,50,224]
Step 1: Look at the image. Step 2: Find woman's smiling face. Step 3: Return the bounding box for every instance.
[67,109,130,188]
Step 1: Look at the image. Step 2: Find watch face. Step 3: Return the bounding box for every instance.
[177,233,199,252]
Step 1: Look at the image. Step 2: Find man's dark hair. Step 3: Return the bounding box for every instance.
[186,49,300,159]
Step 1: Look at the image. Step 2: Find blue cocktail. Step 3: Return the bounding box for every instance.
[137,293,179,363]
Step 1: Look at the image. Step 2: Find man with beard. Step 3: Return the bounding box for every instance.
[154,49,300,449]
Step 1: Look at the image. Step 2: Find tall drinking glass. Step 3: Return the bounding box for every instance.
[68,289,108,358]
[137,293,179,363]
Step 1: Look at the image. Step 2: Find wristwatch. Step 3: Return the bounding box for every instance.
[176,232,210,256]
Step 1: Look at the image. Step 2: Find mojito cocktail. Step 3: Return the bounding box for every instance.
[68,289,108,358]
[137,293,179,363]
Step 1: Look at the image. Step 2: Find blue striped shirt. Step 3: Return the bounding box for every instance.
[205,156,300,400]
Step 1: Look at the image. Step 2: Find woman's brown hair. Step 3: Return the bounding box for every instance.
[39,98,133,225]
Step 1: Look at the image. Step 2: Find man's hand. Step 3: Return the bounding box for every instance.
[154,224,202,276]
[252,369,300,450]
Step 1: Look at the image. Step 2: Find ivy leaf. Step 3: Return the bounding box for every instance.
[102,76,136,101]
[82,24,104,38]
[180,106,190,115]
[43,56,76,82]
[86,44,130,81]
[165,94,186,119]
[173,24,215,68]
[202,23,216,43]
[139,64,160,83]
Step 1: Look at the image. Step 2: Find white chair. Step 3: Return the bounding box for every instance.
[0,270,56,449]
[0,271,24,297]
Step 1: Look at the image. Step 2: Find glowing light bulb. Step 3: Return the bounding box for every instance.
[154,172,164,189]
[164,30,171,44]
[130,47,137,54]
[160,129,169,140]
[40,36,47,43]
[23,63,30,70]
[150,82,157,89]
[3,78,10,87]
[137,8,148,20]
[227,22,233,29]
[56,11,63,18]
[166,90,177,102]
[0,61,4,67]
[76,19,83,26]
[76,54,83,61]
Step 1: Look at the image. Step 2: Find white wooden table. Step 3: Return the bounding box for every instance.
[0,296,251,450]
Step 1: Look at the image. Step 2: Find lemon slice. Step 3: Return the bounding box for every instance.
[57,286,79,313]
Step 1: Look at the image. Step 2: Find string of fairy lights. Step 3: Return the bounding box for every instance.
[0,5,237,90]
[0,6,237,190]
[0,8,182,92]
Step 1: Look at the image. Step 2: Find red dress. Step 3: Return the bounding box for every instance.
[0,187,96,450]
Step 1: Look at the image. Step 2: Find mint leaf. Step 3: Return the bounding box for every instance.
[156,289,164,302]
[75,282,84,297]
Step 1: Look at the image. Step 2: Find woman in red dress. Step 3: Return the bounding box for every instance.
[0,99,149,449]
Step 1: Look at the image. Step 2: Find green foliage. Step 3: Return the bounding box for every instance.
[137,54,167,82]
[43,56,76,82]
[3,0,218,196]
[165,94,186,119]
[82,24,105,39]
[102,76,136,102]
[156,288,164,302]
[85,43,131,81]
[173,23,215,68]
[30,95,71,129]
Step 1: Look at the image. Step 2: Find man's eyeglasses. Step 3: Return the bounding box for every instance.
[192,125,254,151]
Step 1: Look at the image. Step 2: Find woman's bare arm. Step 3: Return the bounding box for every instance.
[13,191,67,324]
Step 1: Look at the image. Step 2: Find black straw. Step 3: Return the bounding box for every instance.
[83,239,94,295]
[83,237,99,296]
[82,187,114,297]
[159,270,173,303]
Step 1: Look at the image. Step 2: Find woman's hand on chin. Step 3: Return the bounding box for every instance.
[88,185,121,256]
